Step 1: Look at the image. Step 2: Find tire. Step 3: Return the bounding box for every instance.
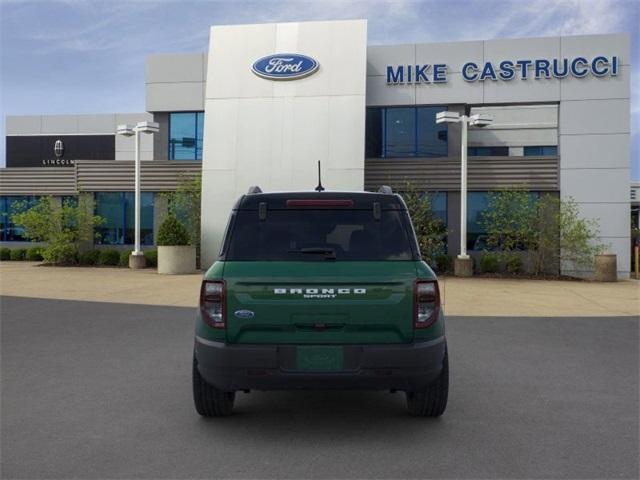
[405,348,449,417]
[192,355,235,417]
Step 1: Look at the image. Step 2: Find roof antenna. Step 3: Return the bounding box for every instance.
[315,160,325,192]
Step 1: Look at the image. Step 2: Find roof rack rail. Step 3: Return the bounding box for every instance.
[247,186,263,194]
[378,185,393,194]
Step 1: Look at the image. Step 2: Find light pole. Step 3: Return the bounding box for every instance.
[436,111,492,276]
[116,121,159,269]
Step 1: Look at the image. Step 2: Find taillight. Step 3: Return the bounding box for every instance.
[414,280,440,329]
[200,280,225,329]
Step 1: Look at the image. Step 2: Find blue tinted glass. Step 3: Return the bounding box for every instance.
[417,107,447,157]
[95,192,154,245]
[542,146,557,156]
[169,112,203,160]
[428,192,447,224]
[124,192,154,245]
[524,146,557,156]
[469,147,508,156]
[0,196,38,241]
[196,112,204,160]
[365,108,383,157]
[467,192,489,251]
[95,192,124,245]
[523,146,541,156]
[385,108,416,157]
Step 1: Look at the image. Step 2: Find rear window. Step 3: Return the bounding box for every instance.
[224,209,417,261]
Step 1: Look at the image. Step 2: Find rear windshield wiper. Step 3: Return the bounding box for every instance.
[287,247,337,260]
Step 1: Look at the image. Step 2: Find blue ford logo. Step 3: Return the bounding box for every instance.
[252,53,319,80]
[234,310,255,319]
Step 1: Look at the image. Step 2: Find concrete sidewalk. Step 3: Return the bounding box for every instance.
[0,262,638,317]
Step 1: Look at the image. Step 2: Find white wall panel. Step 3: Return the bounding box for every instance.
[41,115,79,134]
[560,99,629,135]
[561,65,630,101]
[484,36,561,64]
[366,44,415,77]
[366,75,415,105]
[483,77,561,103]
[414,73,483,104]
[560,134,629,169]
[560,168,629,203]
[146,82,205,112]
[201,20,367,267]
[6,116,42,134]
[415,40,484,73]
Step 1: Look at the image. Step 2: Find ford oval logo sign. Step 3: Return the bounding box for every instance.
[234,310,255,319]
[252,53,319,81]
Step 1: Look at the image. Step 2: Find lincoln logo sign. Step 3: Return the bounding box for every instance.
[386,55,620,84]
[54,139,64,158]
[252,54,319,80]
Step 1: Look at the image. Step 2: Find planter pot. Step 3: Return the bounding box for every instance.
[158,245,196,275]
[594,254,617,282]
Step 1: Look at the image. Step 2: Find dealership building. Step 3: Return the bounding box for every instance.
[0,20,632,277]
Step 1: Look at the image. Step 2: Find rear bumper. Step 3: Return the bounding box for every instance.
[194,336,446,392]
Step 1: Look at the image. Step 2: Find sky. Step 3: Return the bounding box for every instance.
[1,0,638,177]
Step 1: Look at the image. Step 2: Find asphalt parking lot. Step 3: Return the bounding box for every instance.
[1,296,638,479]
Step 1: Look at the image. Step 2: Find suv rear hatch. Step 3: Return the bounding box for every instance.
[220,193,420,345]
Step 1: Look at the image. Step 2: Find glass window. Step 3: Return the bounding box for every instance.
[365,108,383,158]
[524,146,558,156]
[95,192,154,245]
[467,192,490,251]
[468,146,509,156]
[417,107,448,157]
[429,192,447,225]
[0,196,39,242]
[169,112,204,160]
[226,209,416,261]
[385,108,415,157]
[366,106,448,159]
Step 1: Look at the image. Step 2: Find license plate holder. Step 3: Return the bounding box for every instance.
[296,346,344,371]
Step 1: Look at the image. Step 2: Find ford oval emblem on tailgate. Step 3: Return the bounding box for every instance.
[234,310,255,319]
[251,53,319,80]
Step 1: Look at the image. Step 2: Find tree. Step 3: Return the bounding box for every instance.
[10,196,104,265]
[400,184,447,265]
[480,187,536,252]
[162,173,201,260]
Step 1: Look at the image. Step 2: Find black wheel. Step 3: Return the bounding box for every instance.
[406,348,449,417]
[192,355,235,417]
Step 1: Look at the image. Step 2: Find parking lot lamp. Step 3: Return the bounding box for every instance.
[116,121,159,268]
[436,111,492,276]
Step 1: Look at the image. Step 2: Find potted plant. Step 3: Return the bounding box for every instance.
[157,214,196,274]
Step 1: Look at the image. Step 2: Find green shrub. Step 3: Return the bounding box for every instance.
[42,244,78,265]
[0,248,10,261]
[10,196,104,266]
[479,252,500,273]
[144,249,158,268]
[435,254,452,274]
[119,250,131,267]
[79,249,101,265]
[98,249,120,266]
[505,253,523,274]
[26,247,43,261]
[157,214,190,246]
[10,248,27,261]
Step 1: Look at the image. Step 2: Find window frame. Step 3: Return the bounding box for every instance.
[168,111,204,160]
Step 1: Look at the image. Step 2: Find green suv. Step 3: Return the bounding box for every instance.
[193,187,448,417]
